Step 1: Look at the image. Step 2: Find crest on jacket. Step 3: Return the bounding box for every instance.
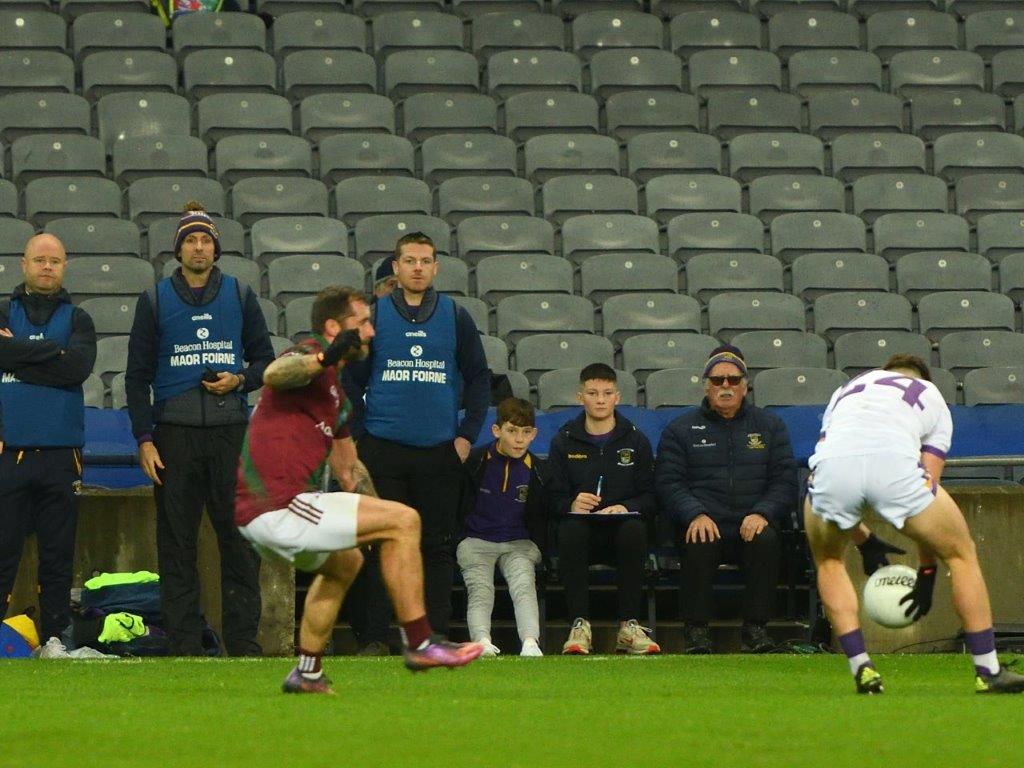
[617,448,635,466]
[747,433,766,450]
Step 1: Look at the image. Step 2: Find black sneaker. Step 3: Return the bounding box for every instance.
[976,664,1024,694]
[855,663,884,695]
[683,624,712,655]
[741,623,774,654]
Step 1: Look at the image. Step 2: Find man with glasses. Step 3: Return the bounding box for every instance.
[654,345,797,654]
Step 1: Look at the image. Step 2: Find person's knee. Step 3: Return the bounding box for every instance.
[389,503,421,541]
[748,525,781,553]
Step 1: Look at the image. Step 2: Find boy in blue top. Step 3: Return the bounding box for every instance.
[457,398,547,657]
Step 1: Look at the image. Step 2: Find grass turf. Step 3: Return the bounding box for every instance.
[1,654,1019,768]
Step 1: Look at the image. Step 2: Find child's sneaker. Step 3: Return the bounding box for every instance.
[562,618,592,655]
[615,620,661,655]
[520,638,543,657]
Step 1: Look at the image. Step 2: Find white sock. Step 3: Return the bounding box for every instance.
[847,653,872,676]
[973,650,1000,676]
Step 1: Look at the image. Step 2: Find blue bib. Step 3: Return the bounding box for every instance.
[0,299,84,447]
[152,275,244,403]
[365,295,461,446]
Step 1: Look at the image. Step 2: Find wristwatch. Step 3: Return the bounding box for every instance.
[235,373,246,392]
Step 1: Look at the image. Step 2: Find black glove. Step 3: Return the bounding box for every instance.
[899,565,937,622]
[856,533,907,576]
[319,329,363,367]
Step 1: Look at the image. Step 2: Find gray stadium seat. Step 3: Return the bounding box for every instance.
[319,134,415,186]
[502,92,599,142]
[112,135,209,185]
[753,0,846,16]
[78,296,136,337]
[727,132,825,182]
[197,93,293,145]
[0,51,74,95]
[354,214,451,265]
[11,135,105,185]
[686,253,784,303]
[939,330,1024,378]
[523,134,620,183]
[896,251,993,305]
[670,11,761,58]
[64,257,153,302]
[571,10,663,60]
[543,176,639,224]
[667,212,765,263]
[561,213,660,264]
[955,174,1024,223]
[852,173,948,224]
[259,296,281,336]
[0,181,15,218]
[456,215,554,266]
[97,92,190,153]
[62,0,151,20]
[214,135,313,185]
[400,93,498,141]
[495,293,595,344]
[962,366,1024,405]
[790,252,889,301]
[470,11,564,60]
[333,176,430,226]
[432,253,470,297]
[621,332,718,382]
[452,295,490,334]
[917,291,1015,341]
[0,256,24,293]
[553,0,644,18]
[270,11,368,59]
[934,132,1024,182]
[44,217,140,259]
[992,50,1024,97]
[888,51,985,97]
[830,133,928,183]
[268,254,365,304]
[752,367,848,407]
[0,93,90,143]
[251,216,349,266]
[438,176,534,223]
[748,174,845,223]
[72,11,165,58]
[580,253,678,303]
[866,10,957,63]
[421,134,515,186]
[770,212,868,264]
[281,51,377,101]
[81,51,177,100]
[480,334,510,372]
[976,212,1024,264]
[686,50,782,98]
[998,251,1024,304]
[163,254,261,295]
[601,293,701,345]
[731,330,828,375]
[231,177,330,227]
[127,177,226,228]
[92,335,129,386]
[24,178,121,226]
[812,292,913,342]
[707,291,805,342]
[372,11,465,59]
[807,92,904,140]
[384,50,479,99]
[625,131,720,183]
[0,10,67,53]
[832,330,932,376]
[486,50,583,98]
[183,49,277,100]
[909,91,1006,142]
[148,215,244,265]
[84,373,105,408]
[788,50,883,97]
[538,367,638,410]
[588,49,684,100]
[645,174,742,223]
[965,10,1024,61]
[284,295,316,338]
[172,11,267,60]
[475,254,574,305]
[299,94,396,143]
[605,92,700,143]
[707,94,803,142]
[644,367,706,408]
[514,333,615,383]
[768,10,859,60]
[0,220,34,258]
[872,213,971,262]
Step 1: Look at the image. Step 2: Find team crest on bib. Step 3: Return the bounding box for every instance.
[516,484,529,503]
[617,448,635,466]
[746,433,766,450]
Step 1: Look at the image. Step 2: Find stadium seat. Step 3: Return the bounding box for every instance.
[172,11,266,60]
[707,93,803,141]
[976,212,1024,264]
[299,94,396,143]
[909,91,1006,141]
[832,329,932,376]
[752,367,848,406]
[621,332,719,382]
[0,256,23,293]
[538,367,638,409]
[78,295,137,337]
[182,49,277,100]
[807,92,904,140]
[588,49,684,101]
[270,11,368,59]
[888,51,985,97]
[790,252,889,301]
[420,134,516,186]
[939,330,1024,378]
[669,11,762,58]
[829,133,928,182]
[84,372,105,409]
[148,215,243,265]
[580,253,679,303]
[486,50,583,99]
[0,51,74,96]
[452,295,490,334]
[542,176,639,224]
[502,92,600,142]
[896,251,993,305]
[964,10,1024,61]
[685,252,784,303]
[112,136,209,185]
[354,0,447,18]
[600,293,701,345]
[438,176,535,223]
[372,11,465,59]
[998,251,1024,304]
[667,212,765,263]
[770,212,868,264]
[788,50,883,97]
[553,0,645,20]
[872,213,971,262]
[686,50,782,97]
[456,215,554,266]
[0,93,90,143]
[24,177,121,226]
[319,133,416,185]
[748,175,845,223]
[523,134,620,183]
[11,135,105,185]
[561,213,660,264]
[812,292,913,342]
[61,0,151,21]
[625,131,720,183]
[127,177,226,228]
[767,10,859,60]
[44,217,140,259]
[955,174,1024,223]
[0,181,15,218]
[934,133,1024,182]
[268,254,365,304]
[197,93,292,145]
[727,132,824,182]
[480,334,510,372]
[163,254,261,295]
[962,366,1024,405]
[992,50,1024,97]
[284,295,315,338]
[432,255,470,296]
[571,10,663,60]
[643,367,706,408]
[81,51,177,100]
[0,220,34,258]
[92,335,130,386]
[514,333,615,383]
[72,11,165,58]
[475,254,574,305]
[470,12,564,60]
[259,296,282,336]
[232,177,330,227]
[354,214,450,265]
[401,93,498,141]
[64,257,153,302]
[866,10,957,62]
[917,291,1015,341]
[0,9,67,53]
[385,50,479,99]
[251,216,349,266]
[731,330,828,374]
[851,174,948,224]
[604,92,701,143]
[645,174,742,223]
[495,293,595,344]
[707,292,805,342]
[334,176,430,226]
[753,0,846,15]
[281,51,378,101]
[97,92,191,153]
[214,135,313,185]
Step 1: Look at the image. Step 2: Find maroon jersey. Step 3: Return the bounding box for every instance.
[235,337,352,526]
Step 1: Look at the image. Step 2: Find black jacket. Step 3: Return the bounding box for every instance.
[460,443,549,550]
[546,411,657,522]
[655,398,798,535]
[0,284,97,441]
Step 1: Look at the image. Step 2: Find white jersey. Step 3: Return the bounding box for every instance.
[810,369,953,466]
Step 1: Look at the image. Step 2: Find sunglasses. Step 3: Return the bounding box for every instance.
[707,375,745,386]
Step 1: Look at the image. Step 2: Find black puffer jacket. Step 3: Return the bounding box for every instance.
[655,398,798,535]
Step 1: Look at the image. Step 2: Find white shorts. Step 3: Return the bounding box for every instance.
[239,492,360,572]
[807,453,937,530]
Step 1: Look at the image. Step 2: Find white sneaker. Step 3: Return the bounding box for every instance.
[479,639,501,657]
[520,638,543,657]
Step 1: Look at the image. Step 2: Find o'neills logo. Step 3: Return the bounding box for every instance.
[191,313,213,321]
[405,330,427,337]
[873,575,916,588]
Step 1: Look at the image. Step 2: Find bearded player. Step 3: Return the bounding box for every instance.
[805,354,1024,695]
[234,286,483,694]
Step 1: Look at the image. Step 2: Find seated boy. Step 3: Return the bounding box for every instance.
[457,397,547,657]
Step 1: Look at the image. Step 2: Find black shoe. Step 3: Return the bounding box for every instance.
[741,623,774,654]
[855,664,884,695]
[976,664,1024,694]
[357,640,390,657]
[683,624,712,655]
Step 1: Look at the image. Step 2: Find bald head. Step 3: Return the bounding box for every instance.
[22,233,67,295]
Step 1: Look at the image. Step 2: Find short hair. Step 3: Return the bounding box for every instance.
[495,397,535,428]
[579,362,617,385]
[310,285,367,334]
[882,353,932,382]
[394,231,436,261]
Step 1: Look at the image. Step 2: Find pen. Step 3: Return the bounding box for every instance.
[595,475,603,497]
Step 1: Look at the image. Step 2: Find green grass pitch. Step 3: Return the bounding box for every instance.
[2,654,1019,768]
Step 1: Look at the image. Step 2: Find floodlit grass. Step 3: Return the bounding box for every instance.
[1,654,1019,768]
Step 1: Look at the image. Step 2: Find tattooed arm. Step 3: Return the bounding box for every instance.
[350,459,379,498]
[262,351,324,391]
